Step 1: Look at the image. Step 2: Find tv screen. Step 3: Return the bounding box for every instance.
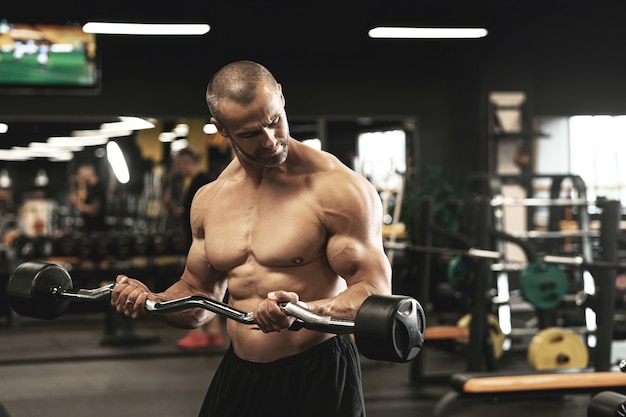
[0,19,100,95]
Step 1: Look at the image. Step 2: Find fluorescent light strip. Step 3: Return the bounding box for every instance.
[83,22,210,35]
[106,141,130,184]
[368,27,488,39]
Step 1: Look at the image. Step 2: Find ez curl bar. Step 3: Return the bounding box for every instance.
[6,261,426,363]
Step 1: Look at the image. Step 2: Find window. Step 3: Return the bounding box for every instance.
[355,129,406,192]
[536,115,626,203]
[569,115,626,202]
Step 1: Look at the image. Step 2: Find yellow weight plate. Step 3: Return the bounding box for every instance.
[527,327,588,370]
[456,313,506,359]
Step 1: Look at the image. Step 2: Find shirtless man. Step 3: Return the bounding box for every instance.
[110,60,392,417]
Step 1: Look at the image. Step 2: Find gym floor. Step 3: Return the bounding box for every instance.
[0,311,607,417]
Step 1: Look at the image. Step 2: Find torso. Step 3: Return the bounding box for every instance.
[193,141,351,362]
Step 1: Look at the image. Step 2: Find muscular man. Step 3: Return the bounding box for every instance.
[111,60,392,417]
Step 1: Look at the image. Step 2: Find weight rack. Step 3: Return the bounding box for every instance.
[468,173,622,371]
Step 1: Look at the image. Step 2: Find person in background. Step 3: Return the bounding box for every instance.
[169,147,225,349]
[70,163,107,232]
[111,60,391,417]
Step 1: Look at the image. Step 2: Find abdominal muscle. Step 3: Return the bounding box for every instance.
[224,257,346,363]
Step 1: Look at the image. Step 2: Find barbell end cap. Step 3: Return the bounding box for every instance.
[7,261,73,320]
[354,295,426,363]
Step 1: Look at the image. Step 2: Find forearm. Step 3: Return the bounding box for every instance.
[74,201,100,216]
[152,278,224,329]
[307,274,392,320]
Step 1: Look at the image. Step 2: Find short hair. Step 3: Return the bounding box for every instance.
[76,162,97,173]
[206,60,278,124]
[173,147,200,163]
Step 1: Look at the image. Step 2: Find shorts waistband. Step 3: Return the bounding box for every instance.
[228,334,350,369]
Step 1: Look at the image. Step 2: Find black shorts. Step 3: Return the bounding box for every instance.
[197,334,366,417]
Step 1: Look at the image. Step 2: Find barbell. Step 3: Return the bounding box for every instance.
[387,241,626,270]
[6,261,426,363]
[387,241,626,309]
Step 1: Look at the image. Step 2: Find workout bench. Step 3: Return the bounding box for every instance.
[433,370,626,417]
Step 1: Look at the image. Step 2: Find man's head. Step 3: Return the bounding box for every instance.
[76,164,98,185]
[206,61,290,168]
[206,60,278,125]
[173,147,201,177]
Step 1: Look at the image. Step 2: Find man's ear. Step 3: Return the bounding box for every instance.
[211,117,229,138]
[277,83,285,106]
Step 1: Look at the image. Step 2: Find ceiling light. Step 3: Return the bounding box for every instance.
[107,141,130,184]
[34,169,49,187]
[10,146,72,161]
[72,129,131,139]
[173,123,189,137]
[0,169,11,188]
[158,132,177,143]
[83,22,210,36]
[59,134,111,146]
[0,149,31,161]
[203,123,218,134]
[171,138,189,152]
[101,116,156,132]
[0,123,7,134]
[368,27,488,39]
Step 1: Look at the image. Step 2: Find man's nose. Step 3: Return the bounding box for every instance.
[260,129,277,148]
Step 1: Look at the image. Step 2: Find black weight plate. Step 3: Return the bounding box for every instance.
[7,261,73,320]
[354,294,425,363]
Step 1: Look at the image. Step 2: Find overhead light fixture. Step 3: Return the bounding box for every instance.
[158,132,177,143]
[34,169,49,187]
[106,141,130,184]
[83,22,210,36]
[173,123,189,137]
[203,123,218,134]
[368,27,488,39]
[0,149,31,161]
[171,138,189,152]
[101,116,156,132]
[0,123,7,134]
[0,169,11,188]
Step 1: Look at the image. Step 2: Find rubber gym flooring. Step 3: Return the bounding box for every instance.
[0,310,602,417]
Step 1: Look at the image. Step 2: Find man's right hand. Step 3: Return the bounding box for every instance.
[110,275,153,319]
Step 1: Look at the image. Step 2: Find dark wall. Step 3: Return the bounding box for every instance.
[2,2,626,179]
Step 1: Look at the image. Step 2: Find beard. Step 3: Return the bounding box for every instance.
[233,136,290,168]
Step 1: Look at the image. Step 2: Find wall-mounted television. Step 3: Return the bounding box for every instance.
[0,19,101,95]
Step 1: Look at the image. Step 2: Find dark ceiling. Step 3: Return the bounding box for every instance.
[1,0,626,150]
[4,0,623,68]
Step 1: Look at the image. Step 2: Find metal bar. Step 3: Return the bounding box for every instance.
[490,196,589,207]
[507,230,599,239]
[594,200,621,372]
[385,241,501,260]
[54,283,115,301]
[280,302,354,333]
[146,296,356,333]
[492,256,626,271]
[145,296,255,324]
[543,255,626,270]
[55,282,356,332]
